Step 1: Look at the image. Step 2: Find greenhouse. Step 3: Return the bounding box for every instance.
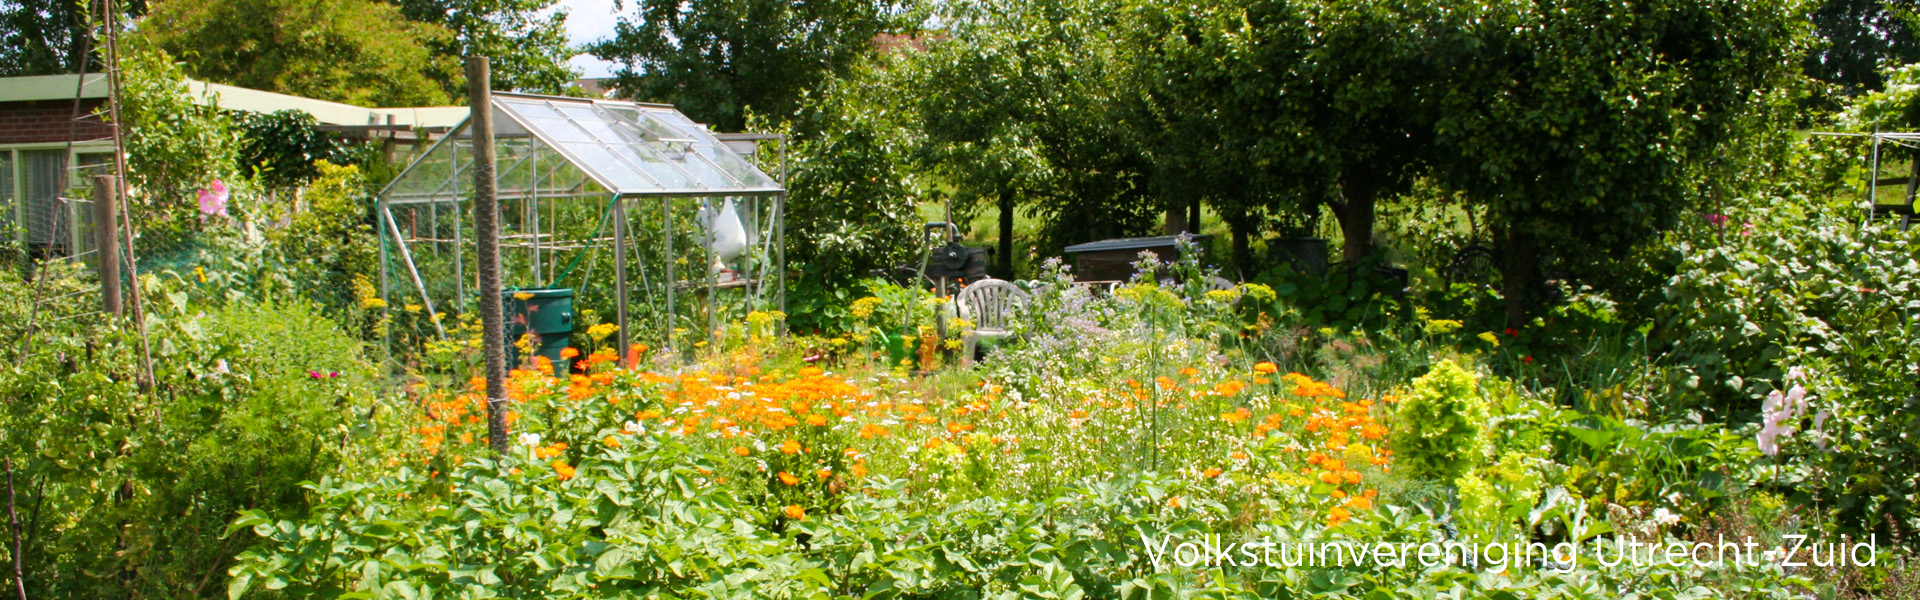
[376,92,786,358]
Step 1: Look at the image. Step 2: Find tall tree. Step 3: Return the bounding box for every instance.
[389,0,578,96]
[590,0,901,131]
[0,0,144,76]
[1805,0,1919,93]
[1124,0,1444,270]
[908,0,1158,278]
[136,0,459,107]
[1430,0,1809,325]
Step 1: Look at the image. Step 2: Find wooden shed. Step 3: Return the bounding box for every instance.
[1061,234,1210,282]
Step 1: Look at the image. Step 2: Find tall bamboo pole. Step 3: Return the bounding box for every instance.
[468,57,508,454]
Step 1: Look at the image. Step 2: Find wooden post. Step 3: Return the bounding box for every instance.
[468,56,508,455]
[612,197,629,357]
[8,457,24,600]
[91,175,120,317]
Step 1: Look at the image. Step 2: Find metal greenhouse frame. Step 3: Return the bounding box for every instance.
[376,92,787,357]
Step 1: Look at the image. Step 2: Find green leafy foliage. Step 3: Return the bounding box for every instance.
[590,0,902,131]
[1657,190,1920,536]
[1389,359,1491,481]
[1429,0,1810,323]
[115,44,250,241]
[776,62,922,332]
[237,110,347,189]
[136,0,458,106]
[0,0,144,76]
[0,289,393,598]
[389,0,578,96]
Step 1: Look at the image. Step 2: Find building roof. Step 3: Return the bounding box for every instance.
[0,73,466,128]
[382,92,784,201]
[1063,234,1211,254]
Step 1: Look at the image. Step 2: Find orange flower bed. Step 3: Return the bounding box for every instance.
[406,344,1395,527]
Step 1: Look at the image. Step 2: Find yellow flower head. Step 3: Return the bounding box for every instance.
[850,297,882,319]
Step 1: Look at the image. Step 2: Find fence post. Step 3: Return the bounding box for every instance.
[91,175,121,317]
[468,56,508,455]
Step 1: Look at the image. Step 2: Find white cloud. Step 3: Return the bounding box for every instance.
[554,0,622,78]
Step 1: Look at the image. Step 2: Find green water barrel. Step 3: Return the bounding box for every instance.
[504,287,575,372]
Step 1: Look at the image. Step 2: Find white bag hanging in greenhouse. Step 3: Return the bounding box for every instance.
[707,198,749,263]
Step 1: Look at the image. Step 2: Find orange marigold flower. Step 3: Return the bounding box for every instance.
[1180,367,1199,377]
[781,439,803,454]
[1231,451,1250,462]
[1330,489,1347,499]
[1203,467,1223,478]
[851,464,869,477]
[1222,406,1252,422]
[1253,362,1279,374]
[778,471,799,485]
[1346,496,1373,510]
[551,460,576,480]
[603,435,620,448]
[784,505,805,520]
[1167,496,1183,508]
[817,469,832,480]
[1360,423,1388,440]
[732,446,751,456]
[1328,506,1352,525]
[806,413,830,426]
[560,347,580,359]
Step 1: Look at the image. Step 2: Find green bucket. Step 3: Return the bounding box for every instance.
[504,287,575,372]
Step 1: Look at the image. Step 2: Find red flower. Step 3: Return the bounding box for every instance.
[1522,356,1534,364]
[1504,328,1518,337]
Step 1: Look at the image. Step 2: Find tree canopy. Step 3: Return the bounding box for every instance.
[0,0,144,76]
[137,0,459,106]
[1806,0,1919,93]
[590,0,903,131]
[1429,0,1809,323]
[388,0,578,96]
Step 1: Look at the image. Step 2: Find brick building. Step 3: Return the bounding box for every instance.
[0,73,464,259]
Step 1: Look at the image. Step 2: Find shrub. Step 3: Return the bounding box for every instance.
[1388,359,1491,482]
[0,298,391,598]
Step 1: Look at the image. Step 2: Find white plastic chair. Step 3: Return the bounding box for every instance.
[954,278,1030,365]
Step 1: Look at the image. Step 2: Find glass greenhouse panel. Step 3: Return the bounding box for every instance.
[377,92,786,360]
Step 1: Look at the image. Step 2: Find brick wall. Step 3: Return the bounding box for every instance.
[0,99,114,145]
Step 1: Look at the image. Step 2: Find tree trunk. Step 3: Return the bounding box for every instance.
[1187,196,1202,236]
[996,189,1015,280]
[1499,223,1539,328]
[1230,217,1251,278]
[1335,180,1377,265]
[1163,205,1187,235]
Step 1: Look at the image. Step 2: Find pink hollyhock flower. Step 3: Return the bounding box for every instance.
[197,180,229,216]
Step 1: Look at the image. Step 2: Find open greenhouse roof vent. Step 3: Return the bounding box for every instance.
[383,92,784,202]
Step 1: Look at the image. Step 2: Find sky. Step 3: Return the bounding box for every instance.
[556,0,622,78]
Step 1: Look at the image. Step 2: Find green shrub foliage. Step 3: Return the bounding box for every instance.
[1389,359,1491,481]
